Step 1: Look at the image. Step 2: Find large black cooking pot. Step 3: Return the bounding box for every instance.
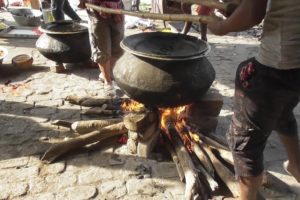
[113,32,215,108]
[36,21,91,63]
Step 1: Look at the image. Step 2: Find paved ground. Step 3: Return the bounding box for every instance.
[0,7,300,200]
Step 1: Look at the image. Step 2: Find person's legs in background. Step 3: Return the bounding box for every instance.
[200,23,207,41]
[89,18,113,85]
[51,0,65,20]
[110,18,124,80]
[63,0,81,21]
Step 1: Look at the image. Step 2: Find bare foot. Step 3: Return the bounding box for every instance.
[283,160,300,182]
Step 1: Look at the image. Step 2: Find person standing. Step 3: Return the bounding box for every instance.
[181,4,213,41]
[51,0,81,21]
[84,0,124,94]
[208,0,300,199]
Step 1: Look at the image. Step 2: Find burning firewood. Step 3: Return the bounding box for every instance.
[203,146,239,197]
[192,142,219,192]
[166,119,210,200]
[41,122,127,163]
[187,124,229,151]
[71,118,123,134]
[162,133,185,182]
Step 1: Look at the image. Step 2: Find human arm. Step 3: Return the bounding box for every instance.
[181,3,192,34]
[208,0,268,35]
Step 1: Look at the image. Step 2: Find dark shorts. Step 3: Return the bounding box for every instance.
[227,58,300,177]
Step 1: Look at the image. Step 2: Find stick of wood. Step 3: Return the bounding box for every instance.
[166,119,208,199]
[41,122,127,163]
[66,95,112,105]
[86,3,221,24]
[162,133,185,182]
[81,107,121,116]
[192,142,215,178]
[187,124,230,151]
[71,118,123,134]
[51,120,72,128]
[168,0,240,16]
[193,157,218,192]
[203,146,239,197]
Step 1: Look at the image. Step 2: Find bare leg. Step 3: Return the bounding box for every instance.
[98,60,112,85]
[278,133,300,182]
[201,23,207,41]
[239,175,263,200]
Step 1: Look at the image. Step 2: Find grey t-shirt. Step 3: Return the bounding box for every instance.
[257,0,300,69]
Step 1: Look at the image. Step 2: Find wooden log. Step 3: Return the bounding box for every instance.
[81,107,121,116]
[139,121,159,141]
[71,118,123,134]
[51,120,72,128]
[66,95,113,106]
[123,112,157,132]
[192,142,215,178]
[212,147,233,165]
[86,3,221,24]
[41,122,127,163]
[137,129,160,158]
[191,142,219,192]
[166,120,209,199]
[162,133,185,182]
[187,124,229,151]
[203,146,239,197]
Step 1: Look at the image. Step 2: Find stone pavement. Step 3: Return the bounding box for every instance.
[0,9,300,200]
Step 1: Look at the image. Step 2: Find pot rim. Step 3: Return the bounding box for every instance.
[121,41,210,61]
[120,32,210,61]
[39,20,88,35]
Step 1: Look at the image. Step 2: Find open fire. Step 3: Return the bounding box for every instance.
[41,90,288,199]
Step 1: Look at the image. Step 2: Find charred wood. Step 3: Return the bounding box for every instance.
[203,146,239,197]
[192,142,215,179]
[187,124,229,151]
[162,133,185,182]
[167,119,209,200]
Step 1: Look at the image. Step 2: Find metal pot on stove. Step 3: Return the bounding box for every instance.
[113,32,215,108]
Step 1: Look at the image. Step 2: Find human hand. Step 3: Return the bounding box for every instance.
[207,20,227,36]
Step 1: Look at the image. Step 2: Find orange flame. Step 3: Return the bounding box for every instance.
[121,100,145,112]
[121,100,199,152]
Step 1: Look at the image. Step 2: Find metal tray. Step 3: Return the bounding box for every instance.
[0,26,40,39]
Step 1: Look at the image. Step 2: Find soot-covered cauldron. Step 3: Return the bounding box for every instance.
[113,32,215,108]
[36,21,91,64]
